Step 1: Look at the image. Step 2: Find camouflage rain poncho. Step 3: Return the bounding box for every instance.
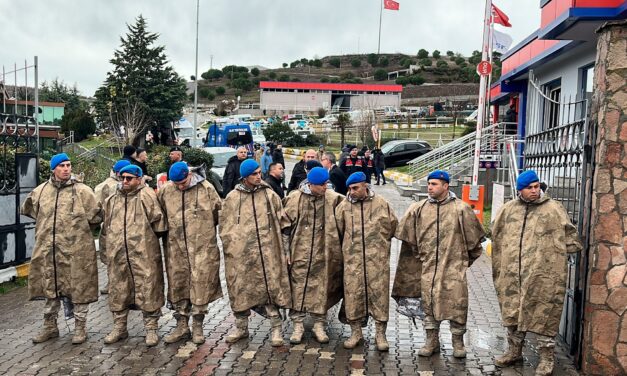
[101,185,167,312]
[491,194,582,336]
[335,188,398,322]
[20,177,102,304]
[281,186,344,315]
[219,182,292,313]
[394,194,485,325]
[158,175,223,307]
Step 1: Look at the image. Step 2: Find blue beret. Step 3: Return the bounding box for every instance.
[427,170,449,183]
[50,153,70,170]
[239,159,260,178]
[112,160,131,173]
[307,167,329,185]
[169,161,189,182]
[346,171,367,186]
[119,164,143,178]
[516,170,540,191]
[305,160,322,171]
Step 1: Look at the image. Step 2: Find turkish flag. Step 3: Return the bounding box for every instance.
[491,4,512,27]
[384,0,399,11]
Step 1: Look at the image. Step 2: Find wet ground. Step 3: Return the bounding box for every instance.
[0,160,581,375]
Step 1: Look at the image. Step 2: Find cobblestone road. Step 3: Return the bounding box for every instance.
[0,160,581,375]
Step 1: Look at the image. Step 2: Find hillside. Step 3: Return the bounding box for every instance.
[191,50,501,106]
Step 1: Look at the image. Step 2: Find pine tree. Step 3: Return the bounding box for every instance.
[93,15,187,143]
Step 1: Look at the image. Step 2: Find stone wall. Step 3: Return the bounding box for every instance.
[582,20,627,375]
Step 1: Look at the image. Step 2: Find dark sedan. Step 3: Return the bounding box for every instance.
[381,140,432,167]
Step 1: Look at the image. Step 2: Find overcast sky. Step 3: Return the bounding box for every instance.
[1,0,540,97]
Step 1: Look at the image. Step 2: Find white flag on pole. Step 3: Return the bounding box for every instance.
[493,29,513,54]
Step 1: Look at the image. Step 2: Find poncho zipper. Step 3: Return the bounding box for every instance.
[181,191,193,290]
[251,192,272,304]
[518,204,530,287]
[123,196,136,305]
[360,201,369,317]
[51,187,60,297]
[300,199,317,311]
[430,202,441,311]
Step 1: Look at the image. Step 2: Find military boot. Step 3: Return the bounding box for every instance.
[375,321,389,352]
[535,343,555,376]
[452,334,466,358]
[104,311,129,344]
[144,315,160,347]
[312,322,329,344]
[32,314,59,343]
[191,315,205,344]
[343,322,363,349]
[72,319,87,344]
[270,316,284,347]
[418,329,440,356]
[164,316,190,344]
[289,322,304,344]
[225,316,249,343]
[495,329,524,367]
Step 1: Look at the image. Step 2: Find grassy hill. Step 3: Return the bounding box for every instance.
[192,51,501,106]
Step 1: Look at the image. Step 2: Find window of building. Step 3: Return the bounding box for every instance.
[542,78,561,130]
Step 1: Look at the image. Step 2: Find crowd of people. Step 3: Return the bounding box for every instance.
[21,146,581,375]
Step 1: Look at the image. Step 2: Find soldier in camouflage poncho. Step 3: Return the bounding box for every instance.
[281,167,343,345]
[158,162,223,345]
[336,172,398,351]
[94,159,130,295]
[101,165,167,347]
[21,153,102,345]
[491,170,582,376]
[395,170,485,358]
[219,159,292,347]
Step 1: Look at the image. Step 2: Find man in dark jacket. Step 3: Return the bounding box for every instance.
[373,148,387,185]
[166,146,184,180]
[321,152,347,195]
[264,162,285,199]
[362,150,374,184]
[272,144,285,168]
[287,149,317,194]
[340,146,363,177]
[222,147,248,196]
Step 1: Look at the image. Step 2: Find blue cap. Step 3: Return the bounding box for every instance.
[346,171,367,186]
[119,164,143,177]
[112,160,131,174]
[307,167,329,185]
[516,170,540,191]
[427,170,449,183]
[169,162,189,182]
[50,153,70,170]
[239,159,260,178]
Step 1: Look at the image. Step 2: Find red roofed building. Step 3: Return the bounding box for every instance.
[259,81,402,113]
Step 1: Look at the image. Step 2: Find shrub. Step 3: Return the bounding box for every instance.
[311,59,323,68]
[374,69,388,81]
[329,57,341,68]
[282,62,288,68]
[278,74,290,82]
[60,110,96,142]
[436,60,448,68]
[215,86,226,95]
[379,57,389,67]
[317,108,327,118]
[432,50,441,59]
[148,145,214,179]
[419,58,432,67]
[367,53,378,66]
[320,77,329,83]
[268,71,277,79]
[417,49,429,59]
[250,67,260,77]
[351,58,361,68]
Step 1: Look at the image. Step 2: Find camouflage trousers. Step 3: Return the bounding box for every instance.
[111,309,161,330]
[289,310,326,323]
[506,326,555,349]
[424,315,466,335]
[234,305,280,320]
[171,299,208,319]
[45,298,89,322]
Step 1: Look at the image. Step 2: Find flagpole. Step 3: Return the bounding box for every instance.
[377,0,383,54]
[471,0,493,187]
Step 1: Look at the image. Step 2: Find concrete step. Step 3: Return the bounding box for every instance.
[396,184,422,197]
[412,192,429,201]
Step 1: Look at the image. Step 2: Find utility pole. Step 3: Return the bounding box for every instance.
[210,54,213,70]
[377,0,383,55]
[192,0,200,147]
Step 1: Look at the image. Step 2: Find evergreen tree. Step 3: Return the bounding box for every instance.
[93,15,187,139]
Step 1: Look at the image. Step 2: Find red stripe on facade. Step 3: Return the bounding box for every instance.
[259,81,403,93]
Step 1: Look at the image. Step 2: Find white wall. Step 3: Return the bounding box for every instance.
[260,91,331,112]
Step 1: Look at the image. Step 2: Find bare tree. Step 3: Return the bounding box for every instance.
[110,100,153,147]
[336,113,351,147]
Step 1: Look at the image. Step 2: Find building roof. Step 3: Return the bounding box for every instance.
[259,81,403,93]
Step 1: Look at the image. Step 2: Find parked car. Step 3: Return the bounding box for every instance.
[202,147,237,185]
[317,115,338,125]
[381,140,432,167]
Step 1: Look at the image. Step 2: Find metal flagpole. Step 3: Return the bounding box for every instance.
[471,0,493,187]
[377,0,383,54]
[192,0,200,147]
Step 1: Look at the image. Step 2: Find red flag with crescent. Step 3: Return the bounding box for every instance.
[384,0,399,11]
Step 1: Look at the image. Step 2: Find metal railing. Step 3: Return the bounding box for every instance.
[407,122,519,181]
